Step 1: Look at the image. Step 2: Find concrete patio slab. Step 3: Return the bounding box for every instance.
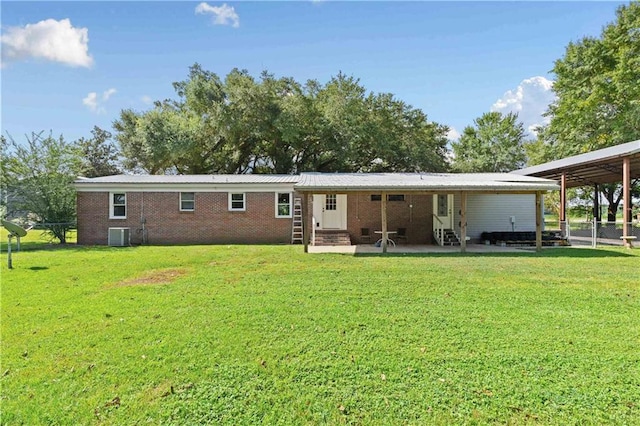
[307,244,532,254]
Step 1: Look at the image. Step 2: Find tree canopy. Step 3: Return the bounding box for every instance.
[535,2,640,221]
[541,2,640,159]
[114,65,450,175]
[3,132,84,243]
[75,126,121,178]
[451,112,527,173]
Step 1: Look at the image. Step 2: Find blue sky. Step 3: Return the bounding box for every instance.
[1,1,625,144]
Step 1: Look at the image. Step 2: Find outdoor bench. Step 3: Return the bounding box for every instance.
[481,231,568,247]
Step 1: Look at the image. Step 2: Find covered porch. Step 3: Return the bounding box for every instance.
[294,173,559,253]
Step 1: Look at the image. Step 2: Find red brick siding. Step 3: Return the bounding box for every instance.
[346,193,434,244]
[299,192,434,245]
[77,191,295,245]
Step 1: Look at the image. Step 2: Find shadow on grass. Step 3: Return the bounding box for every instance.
[1,242,291,254]
[28,266,49,271]
[353,248,637,259]
[0,242,136,254]
[2,243,636,259]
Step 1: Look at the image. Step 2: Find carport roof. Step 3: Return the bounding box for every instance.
[512,140,640,188]
[295,172,558,192]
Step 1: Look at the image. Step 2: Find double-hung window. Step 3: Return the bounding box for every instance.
[110,193,126,219]
[229,193,246,211]
[275,192,292,218]
[180,192,195,211]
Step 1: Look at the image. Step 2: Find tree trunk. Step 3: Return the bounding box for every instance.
[601,184,623,223]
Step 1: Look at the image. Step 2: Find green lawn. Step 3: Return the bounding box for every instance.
[1,241,639,425]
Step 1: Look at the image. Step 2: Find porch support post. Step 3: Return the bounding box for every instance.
[560,173,567,235]
[381,192,388,253]
[623,156,631,247]
[460,192,467,253]
[594,183,601,223]
[302,192,310,253]
[535,191,543,252]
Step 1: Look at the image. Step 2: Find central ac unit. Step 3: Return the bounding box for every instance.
[108,227,130,247]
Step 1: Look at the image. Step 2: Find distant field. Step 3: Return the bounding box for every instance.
[1,242,638,424]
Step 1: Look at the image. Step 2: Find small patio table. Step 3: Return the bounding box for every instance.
[374,231,396,247]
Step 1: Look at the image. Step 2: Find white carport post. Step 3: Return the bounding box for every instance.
[460,192,467,253]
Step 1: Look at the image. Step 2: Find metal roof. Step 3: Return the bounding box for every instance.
[512,140,640,188]
[295,172,558,192]
[75,174,300,186]
[74,172,558,192]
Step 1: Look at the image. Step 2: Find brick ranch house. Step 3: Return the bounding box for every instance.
[74,172,558,250]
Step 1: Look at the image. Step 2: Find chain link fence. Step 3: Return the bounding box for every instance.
[546,219,640,248]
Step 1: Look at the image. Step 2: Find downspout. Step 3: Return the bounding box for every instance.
[140,192,148,244]
[460,192,467,253]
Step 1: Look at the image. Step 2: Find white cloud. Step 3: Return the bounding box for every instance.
[103,88,117,101]
[83,88,116,114]
[195,2,240,28]
[446,127,461,141]
[82,92,99,112]
[491,76,556,136]
[1,18,93,68]
[141,95,153,105]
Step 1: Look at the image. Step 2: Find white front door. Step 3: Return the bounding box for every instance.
[323,194,341,229]
[434,194,454,230]
[313,194,347,229]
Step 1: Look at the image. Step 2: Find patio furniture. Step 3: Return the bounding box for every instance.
[620,235,637,248]
[396,228,408,244]
[360,228,371,243]
[374,230,396,247]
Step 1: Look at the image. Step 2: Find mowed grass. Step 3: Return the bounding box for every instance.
[1,241,639,425]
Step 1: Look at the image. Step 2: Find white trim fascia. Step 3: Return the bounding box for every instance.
[294,184,559,193]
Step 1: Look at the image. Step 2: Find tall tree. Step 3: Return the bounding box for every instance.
[3,132,84,243]
[451,112,527,173]
[115,64,227,174]
[538,2,640,221]
[75,126,121,177]
[114,64,450,175]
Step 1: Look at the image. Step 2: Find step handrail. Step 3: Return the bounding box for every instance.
[432,214,444,246]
